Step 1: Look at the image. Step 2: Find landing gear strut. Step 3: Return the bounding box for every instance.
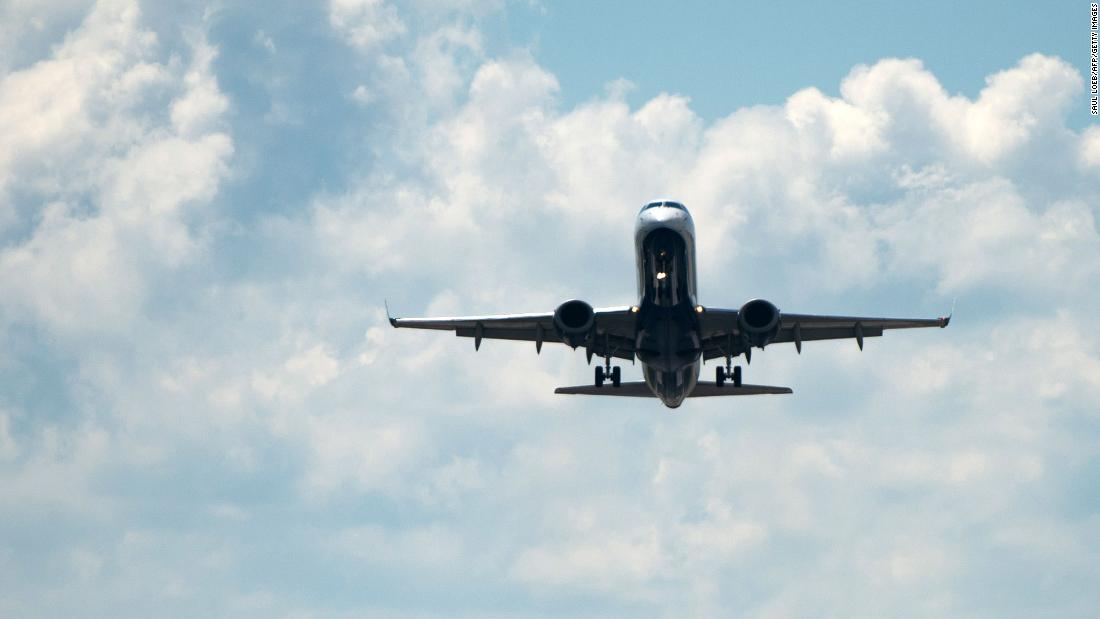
[595,356,622,387]
[715,356,742,387]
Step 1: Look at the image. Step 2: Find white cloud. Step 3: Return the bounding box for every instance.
[786,86,887,160]
[329,0,406,51]
[300,412,428,497]
[0,0,161,201]
[0,0,232,335]
[251,342,343,403]
[318,50,1097,307]
[170,37,229,138]
[1079,125,1100,168]
[0,208,143,331]
[510,528,663,592]
[0,424,116,520]
[0,409,17,461]
[334,523,466,570]
[837,54,1082,166]
[956,53,1082,163]
[411,24,483,107]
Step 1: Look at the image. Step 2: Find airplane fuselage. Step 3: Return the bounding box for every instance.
[633,201,700,407]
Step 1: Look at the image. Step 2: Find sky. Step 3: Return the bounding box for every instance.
[1,0,1099,617]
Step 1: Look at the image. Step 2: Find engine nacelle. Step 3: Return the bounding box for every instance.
[553,299,595,348]
[738,298,781,348]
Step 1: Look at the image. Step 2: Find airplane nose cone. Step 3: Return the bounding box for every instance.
[635,204,695,246]
[637,205,689,225]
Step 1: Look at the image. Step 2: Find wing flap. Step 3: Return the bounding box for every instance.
[455,327,564,343]
[770,325,885,346]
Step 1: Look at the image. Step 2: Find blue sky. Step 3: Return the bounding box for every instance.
[1,1,1099,617]
[497,1,1091,125]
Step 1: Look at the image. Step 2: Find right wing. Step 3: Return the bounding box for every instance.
[699,307,950,360]
[388,305,638,361]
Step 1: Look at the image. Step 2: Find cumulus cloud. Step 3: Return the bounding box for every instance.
[329,0,406,51]
[0,0,232,335]
[320,48,1097,305]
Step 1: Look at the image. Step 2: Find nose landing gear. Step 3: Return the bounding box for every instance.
[715,356,742,387]
[595,358,622,387]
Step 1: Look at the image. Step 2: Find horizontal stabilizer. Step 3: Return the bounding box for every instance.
[554,382,655,397]
[554,381,792,397]
[689,382,792,397]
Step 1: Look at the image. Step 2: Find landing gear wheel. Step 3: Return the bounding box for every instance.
[611,366,621,387]
[733,365,742,387]
[716,365,726,387]
[595,365,605,387]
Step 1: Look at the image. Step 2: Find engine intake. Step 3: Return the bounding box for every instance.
[553,299,594,348]
[738,298,780,347]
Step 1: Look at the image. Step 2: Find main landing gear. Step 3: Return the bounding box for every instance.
[715,357,742,387]
[595,357,622,387]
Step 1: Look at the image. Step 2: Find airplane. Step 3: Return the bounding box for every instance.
[388,200,950,408]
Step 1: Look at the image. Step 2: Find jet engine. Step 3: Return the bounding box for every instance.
[553,299,594,348]
[738,298,781,347]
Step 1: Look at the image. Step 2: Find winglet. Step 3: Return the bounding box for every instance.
[385,300,397,327]
[939,297,955,328]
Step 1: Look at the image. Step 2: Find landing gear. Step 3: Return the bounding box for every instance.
[595,357,621,387]
[716,357,743,387]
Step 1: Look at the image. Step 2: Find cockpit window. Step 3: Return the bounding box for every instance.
[641,200,686,212]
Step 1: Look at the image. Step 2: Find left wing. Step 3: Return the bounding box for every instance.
[388,305,638,361]
[699,308,950,360]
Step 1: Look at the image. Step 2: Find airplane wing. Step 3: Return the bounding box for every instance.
[699,308,950,360]
[388,305,638,361]
[555,381,792,397]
